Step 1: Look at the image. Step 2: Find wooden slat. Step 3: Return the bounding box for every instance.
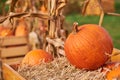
[0,36,28,46]
[2,63,26,80]
[1,45,30,58]
[3,57,24,65]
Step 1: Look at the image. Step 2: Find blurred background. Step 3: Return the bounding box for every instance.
[0,0,120,49]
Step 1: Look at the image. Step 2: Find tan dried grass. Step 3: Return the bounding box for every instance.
[18,57,106,80]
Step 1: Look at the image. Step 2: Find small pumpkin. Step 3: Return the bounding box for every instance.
[40,4,47,13]
[15,18,28,37]
[0,27,13,37]
[21,49,53,67]
[64,22,113,70]
[103,62,120,80]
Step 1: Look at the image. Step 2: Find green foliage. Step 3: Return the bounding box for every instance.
[0,0,9,15]
[115,0,120,13]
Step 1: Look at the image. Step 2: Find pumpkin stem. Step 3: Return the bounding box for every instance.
[73,22,79,34]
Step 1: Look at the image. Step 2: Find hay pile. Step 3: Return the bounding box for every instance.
[18,57,106,80]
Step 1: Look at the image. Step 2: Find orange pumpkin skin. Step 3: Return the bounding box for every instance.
[64,24,113,70]
[0,26,3,32]
[40,4,47,13]
[21,49,53,67]
[0,28,13,37]
[106,64,120,80]
[15,19,28,37]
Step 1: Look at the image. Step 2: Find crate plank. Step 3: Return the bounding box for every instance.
[1,45,30,58]
[3,57,24,65]
[2,63,26,80]
[0,36,28,46]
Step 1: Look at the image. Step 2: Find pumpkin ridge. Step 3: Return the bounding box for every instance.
[65,35,80,67]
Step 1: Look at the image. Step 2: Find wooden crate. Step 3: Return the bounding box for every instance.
[2,63,26,80]
[0,36,30,63]
[0,36,30,79]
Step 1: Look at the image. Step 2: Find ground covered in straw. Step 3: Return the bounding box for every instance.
[18,57,106,80]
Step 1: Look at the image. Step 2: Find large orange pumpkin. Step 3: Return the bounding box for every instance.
[64,23,113,70]
[21,49,53,67]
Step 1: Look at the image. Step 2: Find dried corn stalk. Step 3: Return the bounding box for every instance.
[45,0,67,57]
